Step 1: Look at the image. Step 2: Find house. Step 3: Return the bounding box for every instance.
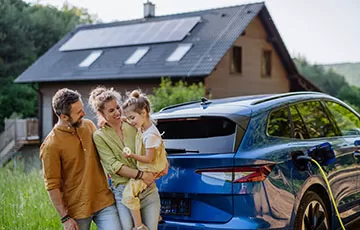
[15,2,319,141]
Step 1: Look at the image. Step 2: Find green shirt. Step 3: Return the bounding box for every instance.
[93,122,137,186]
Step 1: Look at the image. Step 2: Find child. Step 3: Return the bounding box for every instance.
[121,89,167,230]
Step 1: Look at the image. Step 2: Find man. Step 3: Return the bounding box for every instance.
[40,88,120,230]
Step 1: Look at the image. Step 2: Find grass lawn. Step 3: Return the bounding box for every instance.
[0,164,97,230]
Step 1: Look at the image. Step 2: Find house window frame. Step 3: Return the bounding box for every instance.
[124,47,150,65]
[166,43,192,62]
[230,46,242,74]
[78,50,103,68]
[261,49,272,78]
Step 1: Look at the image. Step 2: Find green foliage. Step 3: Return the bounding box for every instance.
[0,0,35,78]
[149,78,205,112]
[294,57,347,96]
[0,76,37,119]
[326,100,360,133]
[294,57,360,113]
[323,62,360,87]
[0,0,96,131]
[27,3,98,56]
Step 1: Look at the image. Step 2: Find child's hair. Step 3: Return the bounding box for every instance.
[88,86,122,114]
[122,89,151,116]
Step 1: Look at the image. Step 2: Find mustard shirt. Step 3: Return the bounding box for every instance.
[40,119,114,219]
[93,122,138,187]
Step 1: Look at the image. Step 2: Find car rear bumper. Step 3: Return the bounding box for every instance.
[158,217,292,230]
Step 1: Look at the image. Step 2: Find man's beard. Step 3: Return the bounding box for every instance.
[69,117,83,128]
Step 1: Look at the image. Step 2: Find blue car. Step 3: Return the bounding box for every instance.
[154,92,360,230]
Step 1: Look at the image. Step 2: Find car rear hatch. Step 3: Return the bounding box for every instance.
[154,105,251,223]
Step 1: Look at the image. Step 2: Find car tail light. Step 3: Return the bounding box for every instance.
[195,164,274,183]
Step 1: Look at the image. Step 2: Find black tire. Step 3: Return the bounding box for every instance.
[294,191,330,230]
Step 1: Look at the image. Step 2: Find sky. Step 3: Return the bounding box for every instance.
[25,0,360,64]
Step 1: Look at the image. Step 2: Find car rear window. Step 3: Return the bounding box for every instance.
[156,116,237,154]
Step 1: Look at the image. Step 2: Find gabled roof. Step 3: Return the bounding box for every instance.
[14,2,319,92]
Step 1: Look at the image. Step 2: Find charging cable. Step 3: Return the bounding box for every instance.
[297,155,346,230]
[310,158,345,230]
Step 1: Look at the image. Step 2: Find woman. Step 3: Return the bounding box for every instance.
[88,86,165,230]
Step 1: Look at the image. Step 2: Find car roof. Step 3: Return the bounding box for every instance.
[152,91,338,120]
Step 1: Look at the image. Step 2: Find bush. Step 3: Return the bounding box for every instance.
[149,78,206,112]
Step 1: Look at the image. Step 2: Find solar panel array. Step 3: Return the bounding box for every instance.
[59,16,201,51]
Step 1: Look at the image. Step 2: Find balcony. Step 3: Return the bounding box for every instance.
[0,118,40,167]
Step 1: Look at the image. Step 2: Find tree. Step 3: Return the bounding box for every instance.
[337,85,360,112]
[294,56,360,113]
[27,3,98,56]
[149,78,205,112]
[0,0,37,131]
[0,0,96,131]
[294,57,347,97]
[0,0,35,78]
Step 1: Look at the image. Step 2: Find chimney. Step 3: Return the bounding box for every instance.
[144,1,155,18]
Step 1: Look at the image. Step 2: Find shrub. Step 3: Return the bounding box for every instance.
[149,78,206,112]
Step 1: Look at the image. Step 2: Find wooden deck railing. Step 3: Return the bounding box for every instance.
[4,118,39,141]
[0,118,40,166]
[0,122,16,156]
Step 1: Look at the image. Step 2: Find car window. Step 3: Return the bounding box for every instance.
[289,105,309,139]
[267,107,291,138]
[156,116,238,154]
[295,101,336,138]
[325,101,360,136]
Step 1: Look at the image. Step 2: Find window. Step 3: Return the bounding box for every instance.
[262,50,272,77]
[231,46,242,74]
[78,50,103,67]
[156,116,237,154]
[124,47,149,65]
[290,105,309,139]
[326,101,360,136]
[267,107,291,138]
[166,44,192,62]
[295,101,336,138]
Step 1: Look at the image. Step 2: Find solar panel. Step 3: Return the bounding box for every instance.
[60,16,201,51]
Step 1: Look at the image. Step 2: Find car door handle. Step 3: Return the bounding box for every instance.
[353,151,360,158]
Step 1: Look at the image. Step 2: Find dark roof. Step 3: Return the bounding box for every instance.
[14,2,319,92]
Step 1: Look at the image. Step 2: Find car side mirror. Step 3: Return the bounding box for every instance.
[307,142,335,166]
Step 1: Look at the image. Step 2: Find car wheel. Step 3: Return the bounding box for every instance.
[294,191,330,230]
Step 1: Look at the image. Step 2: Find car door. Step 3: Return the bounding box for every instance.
[323,100,360,219]
[294,100,360,221]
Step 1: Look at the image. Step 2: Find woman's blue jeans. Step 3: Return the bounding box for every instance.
[112,182,161,230]
[75,204,121,230]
